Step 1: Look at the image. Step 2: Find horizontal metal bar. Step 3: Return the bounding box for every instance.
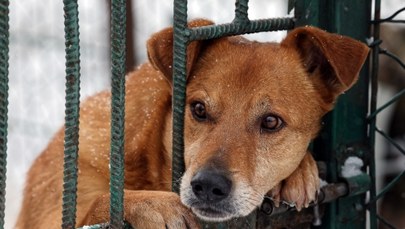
[188,17,295,41]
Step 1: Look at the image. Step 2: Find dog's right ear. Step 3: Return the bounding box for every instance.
[147,19,214,85]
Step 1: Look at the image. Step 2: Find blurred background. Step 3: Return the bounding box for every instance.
[5,0,404,228]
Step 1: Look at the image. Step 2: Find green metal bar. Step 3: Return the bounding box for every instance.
[328,1,371,228]
[109,0,127,228]
[189,18,295,41]
[294,1,372,229]
[0,0,8,228]
[61,0,81,228]
[368,1,380,229]
[172,0,188,194]
[234,0,249,22]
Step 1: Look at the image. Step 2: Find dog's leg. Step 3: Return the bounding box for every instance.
[269,153,319,210]
[82,190,200,229]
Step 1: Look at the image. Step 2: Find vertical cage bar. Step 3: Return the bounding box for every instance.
[61,0,81,228]
[110,0,127,228]
[367,0,380,229]
[0,0,9,228]
[172,0,189,194]
[234,0,249,22]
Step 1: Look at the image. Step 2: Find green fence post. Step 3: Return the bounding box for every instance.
[293,1,371,229]
[61,0,81,228]
[109,0,127,228]
[0,0,9,228]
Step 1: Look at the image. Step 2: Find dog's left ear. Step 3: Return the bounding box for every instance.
[281,26,369,110]
[147,19,214,85]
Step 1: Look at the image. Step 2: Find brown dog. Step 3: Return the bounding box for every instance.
[16,20,369,228]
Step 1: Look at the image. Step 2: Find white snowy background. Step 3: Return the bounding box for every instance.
[4,0,404,228]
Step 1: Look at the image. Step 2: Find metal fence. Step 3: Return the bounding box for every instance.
[0,0,404,228]
[369,3,405,229]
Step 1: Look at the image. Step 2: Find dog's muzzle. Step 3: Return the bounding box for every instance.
[181,166,263,222]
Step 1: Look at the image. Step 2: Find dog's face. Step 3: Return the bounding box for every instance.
[148,20,369,221]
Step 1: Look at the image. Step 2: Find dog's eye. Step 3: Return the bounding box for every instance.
[261,115,283,132]
[191,102,207,121]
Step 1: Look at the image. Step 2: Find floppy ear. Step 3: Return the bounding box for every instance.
[147,19,214,84]
[281,26,369,110]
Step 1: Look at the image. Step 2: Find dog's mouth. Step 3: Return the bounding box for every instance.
[190,204,234,222]
[180,171,264,222]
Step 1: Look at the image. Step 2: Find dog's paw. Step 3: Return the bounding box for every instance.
[83,191,200,229]
[269,153,319,211]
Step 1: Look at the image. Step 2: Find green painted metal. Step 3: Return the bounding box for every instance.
[171,0,188,194]
[293,1,372,229]
[109,0,127,228]
[0,0,8,228]
[368,1,380,229]
[61,0,81,228]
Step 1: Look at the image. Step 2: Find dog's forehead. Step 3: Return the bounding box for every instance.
[190,36,315,100]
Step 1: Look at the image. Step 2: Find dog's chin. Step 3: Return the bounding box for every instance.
[191,206,236,222]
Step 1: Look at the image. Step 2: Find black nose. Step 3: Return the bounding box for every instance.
[190,170,232,203]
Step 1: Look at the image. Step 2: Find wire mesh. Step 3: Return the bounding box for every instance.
[369,3,405,229]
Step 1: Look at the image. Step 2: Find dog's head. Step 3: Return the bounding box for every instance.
[147,19,369,222]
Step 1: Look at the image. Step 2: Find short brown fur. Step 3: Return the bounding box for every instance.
[16,20,369,228]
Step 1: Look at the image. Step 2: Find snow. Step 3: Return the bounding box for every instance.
[320,178,328,188]
[341,156,364,178]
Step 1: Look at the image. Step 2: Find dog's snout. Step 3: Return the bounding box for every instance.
[190,170,232,202]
